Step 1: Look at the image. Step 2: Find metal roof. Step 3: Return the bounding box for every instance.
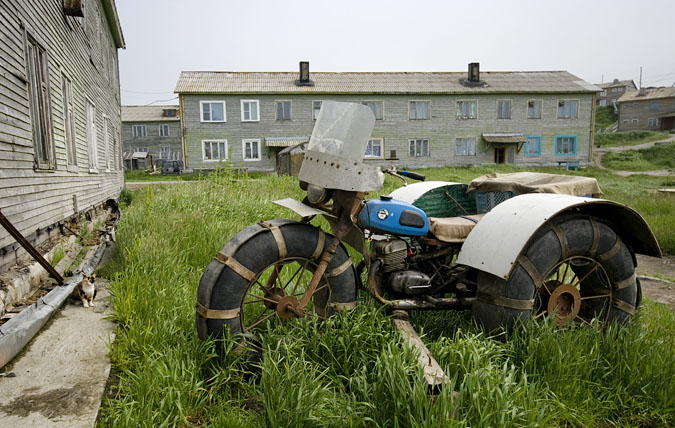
[595,79,637,89]
[617,87,675,103]
[482,133,528,143]
[175,71,601,95]
[122,105,180,122]
[265,136,310,147]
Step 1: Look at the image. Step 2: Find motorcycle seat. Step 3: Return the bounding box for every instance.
[428,214,485,243]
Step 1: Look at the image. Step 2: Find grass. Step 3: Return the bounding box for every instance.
[594,105,617,131]
[594,130,669,148]
[602,141,675,171]
[98,167,675,427]
[49,244,65,266]
[124,169,202,182]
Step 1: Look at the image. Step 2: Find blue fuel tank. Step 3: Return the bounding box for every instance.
[358,196,429,236]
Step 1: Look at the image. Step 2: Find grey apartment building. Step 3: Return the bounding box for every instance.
[617,87,675,132]
[121,105,182,169]
[174,63,600,173]
[595,79,637,107]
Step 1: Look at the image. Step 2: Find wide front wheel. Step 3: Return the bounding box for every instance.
[472,213,639,332]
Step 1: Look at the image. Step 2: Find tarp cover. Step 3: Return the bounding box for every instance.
[468,172,602,196]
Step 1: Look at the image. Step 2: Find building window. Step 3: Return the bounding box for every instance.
[409,101,430,120]
[159,124,170,137]
[455,138,476,156]
[134,147,148,152]
[200,101,226,122]
[241,100,259,122]
[632,119,639,123]
[599,99,607,106]
[611,87,618,93]
[25,34,55,169]
[202,139,228,161]
[242,139,261,161]
[132,124,147,137]
[104,116,110,171]
[276,101,291,120]
[648,118,658,128]
[159,146,170,159]
[409,139,429,157]
[622,119,628,123]
[86,100,98,170]
[555,135,577,156]
[618,87,623,92]
[62,74,77,166]
[525,136,541,156]
[362,101,384,120]
[632,103,638,108]
[456,100,477,119]
[557,100,578,119]
[600,91,607,97]
[313,101,322,120]
[365,138,384,159]
[527,100,542,119]
[649,102,659,112]
[497,100,511,119]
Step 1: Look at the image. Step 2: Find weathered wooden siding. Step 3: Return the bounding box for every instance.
[181,93,595,172]
[618,97,675,131]
[122,120,182,162]
[0,0,123,252]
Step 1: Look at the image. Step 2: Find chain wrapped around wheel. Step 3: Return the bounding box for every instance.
[196,219,357,347]
[472,213,639,332]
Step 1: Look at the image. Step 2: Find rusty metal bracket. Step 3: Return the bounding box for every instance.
[0,209,64,285]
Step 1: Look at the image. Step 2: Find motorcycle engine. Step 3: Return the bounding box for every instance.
[371,238,431,295]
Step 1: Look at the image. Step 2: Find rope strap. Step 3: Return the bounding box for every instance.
[326,259,352,278]
[329,301,357,311]
[259,221,287,259]
[517,255,542,285]
[589,218,600,257]
[214,252,255,282]
[550,224,568,261]
[614,272,636,290]
[612,299,635,315]
[476,292,535,310]
[195,301,240,319]
[598,238,622,262]
[311,230,326,260]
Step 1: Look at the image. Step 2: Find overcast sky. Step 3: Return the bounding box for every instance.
[117,0,675,106]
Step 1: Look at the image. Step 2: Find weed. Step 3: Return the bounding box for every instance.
[49,244,65,266]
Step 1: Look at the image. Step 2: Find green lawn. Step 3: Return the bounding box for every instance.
[602,141,675,172]
[594,130,670,148]
[594,105,617,131]
[98,168,675,427]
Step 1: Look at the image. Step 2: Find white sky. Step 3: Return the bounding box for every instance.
[117,0,675,106]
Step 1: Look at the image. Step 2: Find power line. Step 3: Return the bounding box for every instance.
[144,96,178,106]
[122,89,175,95]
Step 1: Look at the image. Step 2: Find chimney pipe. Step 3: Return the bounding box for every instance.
[295,61,313,86]
[468,62,480,82]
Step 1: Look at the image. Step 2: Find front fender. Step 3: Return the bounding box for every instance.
[456,193,661,280]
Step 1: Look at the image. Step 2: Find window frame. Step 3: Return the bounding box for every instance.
[527,99,542,119]
[554,135,577,156]
[600,90,607,97]
[455,137,476,156]
[362,101,384,120]
[159,146,170,159]
[409,101,431,120]
[61,72,77,167]
[496,99,511,119]
[240,99,260,122]
[408,138,430,157]
[159,124,170,137]
[132,124,147,138]
[312,100,322,120]
[242,138,261,161]
[648,118,658,128]
[103,114,110,171]
[201,139,228,162]
[649,101,659,112]
[456,100,477,119]
[557,99,579,119]
[364,138,384,159]
[134,147,149,153]
[524,135,541,156]
[275,100,292,121]
[199,100,226,122]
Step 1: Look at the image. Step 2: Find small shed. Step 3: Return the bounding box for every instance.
[277,143,306,176]
[123,151,153,170]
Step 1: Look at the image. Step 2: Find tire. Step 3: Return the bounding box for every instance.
[196,220,357,343]
[472,213,638,332]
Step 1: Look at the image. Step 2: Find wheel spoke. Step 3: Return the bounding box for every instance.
[577,264,601,285]
[534,311,547,319]
[245,292,278,306]
[293,282,328,297]
[561,262,571,284]
[569,272,580,288]
[290,260,309,295]
[245,311,276,332]
[580,293,611,301]
[574,315,592,326]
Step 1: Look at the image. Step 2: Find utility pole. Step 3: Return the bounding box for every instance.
[639,67,642,89]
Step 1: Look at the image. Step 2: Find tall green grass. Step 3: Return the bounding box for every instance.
[602,141,675,171]
[594,130,669,148]
[99,169,675,427]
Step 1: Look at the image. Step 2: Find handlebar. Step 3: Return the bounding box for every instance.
[399,170,426,182]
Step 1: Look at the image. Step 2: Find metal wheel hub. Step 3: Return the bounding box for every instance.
[276,295,300,319]
[547,283,581,326]
[263,287,285,310]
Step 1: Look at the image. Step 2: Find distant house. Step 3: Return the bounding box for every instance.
[174,62,600,173]
[0,0,125,271]
[595,79,638,108]
[121,105,182,170]
[617,87,675,132]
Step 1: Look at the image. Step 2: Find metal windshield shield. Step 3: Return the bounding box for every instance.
[299,101,385,192]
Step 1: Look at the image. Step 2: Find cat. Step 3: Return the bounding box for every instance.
[77,273,97,308]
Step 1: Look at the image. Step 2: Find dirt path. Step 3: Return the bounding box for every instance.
[594,136,674,176]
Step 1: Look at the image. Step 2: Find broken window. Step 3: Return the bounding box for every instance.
[557,100,578,119]
[527,100,542,119]
[26,34,55,169]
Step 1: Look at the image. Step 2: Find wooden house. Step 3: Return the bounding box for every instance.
[617,87,675,132]
[0,0,125,270]
[595,79,638,108]
[121,105,182,170]
[174,62,601,173]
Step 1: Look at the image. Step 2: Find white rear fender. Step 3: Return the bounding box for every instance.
[456,193,661,279]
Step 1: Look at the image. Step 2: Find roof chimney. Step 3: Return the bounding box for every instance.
[468,62,480,82]
[295,61,314,86]
[613,78,619,83]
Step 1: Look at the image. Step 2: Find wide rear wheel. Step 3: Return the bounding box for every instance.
[472,213,639,332]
